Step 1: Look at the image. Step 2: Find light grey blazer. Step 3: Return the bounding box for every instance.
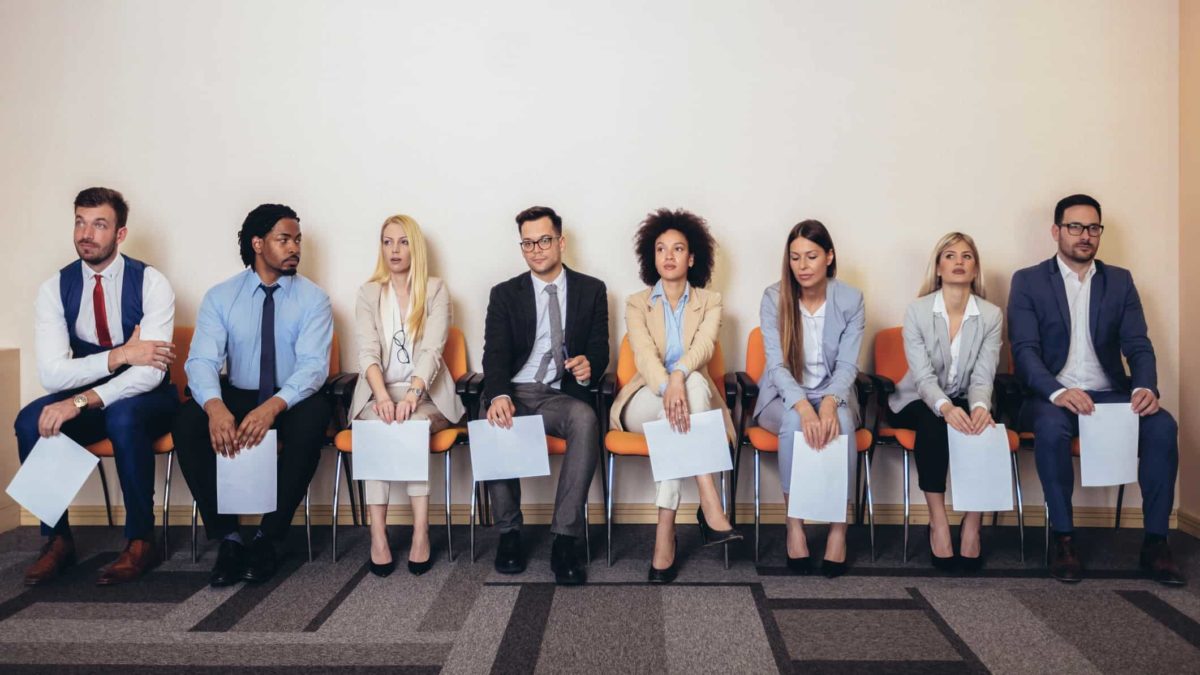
[887,292,1003,415]
[754,279,866,420]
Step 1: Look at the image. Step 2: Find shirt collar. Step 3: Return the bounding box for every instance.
[531,269,566,295]
[799,300,825,319]
[1055,255,1096,283]
[83,253,124,282]
[932,289,981,318]
[249,269,295,296]
[650,280,690,309]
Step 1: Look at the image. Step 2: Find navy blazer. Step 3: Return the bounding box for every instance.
[1007,256,1157,400]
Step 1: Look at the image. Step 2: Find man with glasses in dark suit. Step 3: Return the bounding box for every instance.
[1008,193,1182,586]
[481,206,609,585]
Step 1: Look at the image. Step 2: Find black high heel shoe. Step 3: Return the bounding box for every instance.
[930,531,956,573]
[820,559,847,578]
[408,557,433,576]
[787,554,812,575]
[648,537,678,584]
[369,555,396,578]
[696,507,744,547]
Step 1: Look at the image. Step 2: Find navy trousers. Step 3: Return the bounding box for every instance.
[14,383,179,540]
[1020,390,1177,536]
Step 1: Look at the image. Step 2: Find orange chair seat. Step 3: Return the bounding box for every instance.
[605,430,650,456]
[87,433,174,457]
[1018,431,1081,455]
[334,426,466,454]
[747,426,873,453]
[547,435,568,455]
[877,426,917,450]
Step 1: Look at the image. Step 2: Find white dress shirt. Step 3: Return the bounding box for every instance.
[34,254,175,406]
[1049,255,1130,404]
[800,301,827,389]
[931,290,986,413]
[380,282,414,386]
[510,270,568,388]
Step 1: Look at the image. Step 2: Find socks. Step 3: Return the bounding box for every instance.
[223,532,243,545]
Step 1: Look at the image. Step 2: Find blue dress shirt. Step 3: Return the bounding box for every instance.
[186,269,333,409]
[650,280,690,393]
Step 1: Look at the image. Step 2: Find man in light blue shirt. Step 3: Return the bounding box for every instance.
[173,203,333,587]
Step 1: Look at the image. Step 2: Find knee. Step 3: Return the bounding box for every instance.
[779,408,802,435]
[103,398,144,437]
[684,372,711,407]
[1030,402,1072,439]
[1142,408,1178,439]
[564,398,598,432]
[14,401,44,442]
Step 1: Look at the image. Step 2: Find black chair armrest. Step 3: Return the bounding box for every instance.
[872,374,896,395]
[992,372,1023,428]
[722,372,739,410]
[735,371,759,399]
[854,372,876,409]
[600,372,618,399]
[455,371,479,397]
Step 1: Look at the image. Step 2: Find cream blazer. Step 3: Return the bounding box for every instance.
[348,277,466,424]
[609,285,736,441]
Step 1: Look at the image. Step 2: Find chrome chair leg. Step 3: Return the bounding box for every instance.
[864,450,877,561]
[445,451,454,562]
[606,452,615,567]
[583,501,591,564]
[469,481,477,563]
[1012,452,1025,563]
[162,451,174,559]
[97,461,114,527]
[854,452,864,525]
[305,487,312,562]
[190,499,198,563]
[902,451,911,563]
[1115,484,1125,529]
[332,454,343,562]
[1043,501,1051,567]
[753,449,761,564]
[720,471,730,570]
[341,453,358,527]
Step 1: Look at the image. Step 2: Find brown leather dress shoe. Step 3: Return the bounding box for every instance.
[1049,534,1083,583]
[24,536,76,585]
[96,538,161,586]
[1140,540,1186,587]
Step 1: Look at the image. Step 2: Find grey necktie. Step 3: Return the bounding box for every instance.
[533,284,566,383]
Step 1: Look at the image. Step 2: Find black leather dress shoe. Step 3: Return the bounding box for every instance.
[1049,534,1083,583]
[786,555,812,575]
[1140,539,1186,587]
[696,507,744,547]
[494,531,526,575]
[551,535,586,586]
[209,539,247,587]
[242,537,278,583]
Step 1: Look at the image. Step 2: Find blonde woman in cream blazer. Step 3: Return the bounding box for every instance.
[887,232,1001,573]
[350,215,465,577]
[609,209,741,584]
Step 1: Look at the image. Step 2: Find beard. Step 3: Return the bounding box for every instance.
[280,267,298,276]
[1058,239,1096,264]
[75,239,117,265]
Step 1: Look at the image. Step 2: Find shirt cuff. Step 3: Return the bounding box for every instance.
[275,386,299,410]
[671,364,690,378]
[1131,387,1152,398]
[493,394,512,403]
[92,382,116,409]
[933,398,950,416]
[971,402,989,412]
[1049,388,1066,404]
[577,379,590,388]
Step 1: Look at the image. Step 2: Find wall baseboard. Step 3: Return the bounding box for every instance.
[1178,510,1200,538]
[19,502,1178,529]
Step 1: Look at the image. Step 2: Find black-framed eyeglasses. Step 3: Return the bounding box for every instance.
[1058,222,1104,237]
[392,328,411,365]
[519,235,559,252]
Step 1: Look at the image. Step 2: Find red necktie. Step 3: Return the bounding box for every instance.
[93,275,113,348]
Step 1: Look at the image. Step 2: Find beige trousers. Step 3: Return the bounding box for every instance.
[620,372,714,511]
[357,384,449,504]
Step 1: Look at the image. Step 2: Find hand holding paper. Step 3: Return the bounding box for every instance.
[947,423,1013,512]
[786,432,849,523]
[468,415,551,482]
[1079,403,1139,487]
[6,435,99,527]
[217,430,278,514]
[351,419,431,482]
[644,409,732,482]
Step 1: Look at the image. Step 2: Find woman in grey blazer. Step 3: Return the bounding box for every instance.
[755,220,865,577]
[350,215,465,577]
[887,232,1001,572]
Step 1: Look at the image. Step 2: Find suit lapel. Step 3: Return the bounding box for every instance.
[564,266,583,353]
[682,287,702,348]
[1089,262,1105,340]
[821,281,841,373]
[1047,257,1072,335]
[516,273,537,354]
[933,311,952,379]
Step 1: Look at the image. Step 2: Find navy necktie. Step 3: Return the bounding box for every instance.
[258,284,278,404]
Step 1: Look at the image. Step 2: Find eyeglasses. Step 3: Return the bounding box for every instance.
[392,328,411,365]
[519,235,559,252]
[1058,222,1104,237]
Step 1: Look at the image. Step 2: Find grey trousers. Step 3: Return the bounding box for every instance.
[485,383,599,538]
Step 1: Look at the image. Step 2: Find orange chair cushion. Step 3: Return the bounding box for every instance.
[748,426,874,453]
[334,426,466,454]
[605,430,650,456]
[877,426,916,450]
[87,434,174,457]
[1019,431,1081,455]
[547,435,568,455]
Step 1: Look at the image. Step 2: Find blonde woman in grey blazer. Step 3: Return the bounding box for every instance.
[350,215,465,577]
[887,232,1001,573]
[755,220,865,578]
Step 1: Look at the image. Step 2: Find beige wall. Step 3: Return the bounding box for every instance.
[0,1,1182,517]
[1180,0,1200,530]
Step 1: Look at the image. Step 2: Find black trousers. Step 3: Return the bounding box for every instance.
[889,398,968,494]
[174,386,331,542]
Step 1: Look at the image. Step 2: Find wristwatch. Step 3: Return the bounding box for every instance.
[72,394,88,410]
[407,387,426,400]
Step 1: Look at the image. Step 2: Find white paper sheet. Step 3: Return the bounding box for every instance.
[5,434,99,526]
[350,419,432,482]
[217,430,278,514]
[467,415,551,482]
[644,410,733,482]
[786,433,850,523]
[1079,403,1139,487]
[948,423,1014,512]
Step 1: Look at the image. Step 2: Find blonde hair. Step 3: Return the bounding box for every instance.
[369,215,430,341]
[919,232,986,298]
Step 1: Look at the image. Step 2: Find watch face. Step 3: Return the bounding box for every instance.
[73,394,88,408]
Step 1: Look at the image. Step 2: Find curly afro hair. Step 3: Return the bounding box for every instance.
[633,208,716,288]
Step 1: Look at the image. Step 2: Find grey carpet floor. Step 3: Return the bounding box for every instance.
[0,521,1198,674]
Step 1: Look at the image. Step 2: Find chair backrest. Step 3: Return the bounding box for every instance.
[745,327,766,381]
[329,332,341,376]
[874,327,907,383]
[443,327,467,381]
[169,326,194,401]
[614,333,726,391]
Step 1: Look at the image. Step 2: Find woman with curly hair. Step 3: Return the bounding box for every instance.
[608,208,743,583]
[753,220,865,577]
